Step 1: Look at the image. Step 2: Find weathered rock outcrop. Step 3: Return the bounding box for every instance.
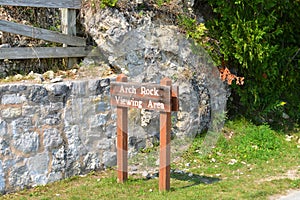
[82,5,228,151]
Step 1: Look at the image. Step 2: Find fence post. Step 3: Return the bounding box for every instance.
[61,8,77,68]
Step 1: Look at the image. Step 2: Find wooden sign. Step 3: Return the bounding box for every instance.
[110,82,171,112]
[111,74,179,191]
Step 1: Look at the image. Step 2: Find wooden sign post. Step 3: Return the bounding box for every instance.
[110,74,179,191]
[115,74,128,182]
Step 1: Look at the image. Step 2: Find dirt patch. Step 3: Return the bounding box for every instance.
[257,166,300,200]
[257,166,300,184]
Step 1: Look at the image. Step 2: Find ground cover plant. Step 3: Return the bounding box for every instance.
[1,119,299,200]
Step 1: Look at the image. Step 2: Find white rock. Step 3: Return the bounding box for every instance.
[50,77,63,83]
[228,159,238,165]
[142,171,149,178]
[282,112,290,119]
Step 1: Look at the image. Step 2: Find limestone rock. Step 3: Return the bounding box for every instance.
[82,7,228,154]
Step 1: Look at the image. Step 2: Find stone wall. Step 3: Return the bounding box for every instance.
[0,78,115,193]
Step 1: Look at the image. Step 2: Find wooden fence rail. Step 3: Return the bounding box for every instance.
[0,20,86,47]
[0,47,91,59]
[0,0,89,67]
[0,0,81,9]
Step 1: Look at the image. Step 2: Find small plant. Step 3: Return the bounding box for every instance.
[177,15,207,44]
[99,0,118,8]
[156,0,170,7]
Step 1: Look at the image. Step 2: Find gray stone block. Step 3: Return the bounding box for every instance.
[0,138,10,156]
[22,105,41,116]
[43,128,63,150]
[1,94,26,104]
[102,151,117,167]
[71,81,87,97]
[0,119,7,137]
[28,153,49,185]
[29,85,49,104]
[83,152,100,171]
[12,131,39,154]
[0,161,5,193]
[51,146,66,173]
[90,113,108,128]
[8,165,30,189]
[1,107,22,119]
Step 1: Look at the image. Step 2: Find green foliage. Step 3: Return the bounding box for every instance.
[156,0,171,7]
[187,119,286,164]
[206,0,300,127]
[99,0,118,8]
[177,14,224,71]
[218,120,284,161]
[177,15,208,45]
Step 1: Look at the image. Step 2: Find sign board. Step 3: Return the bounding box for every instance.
[110,82,171,112]
[110,74,179,191]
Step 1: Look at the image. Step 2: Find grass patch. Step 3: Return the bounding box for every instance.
[1,119,299,200]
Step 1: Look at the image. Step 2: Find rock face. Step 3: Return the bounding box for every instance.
[82,6,228,153]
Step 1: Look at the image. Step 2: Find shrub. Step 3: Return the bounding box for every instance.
[206,0,300,128]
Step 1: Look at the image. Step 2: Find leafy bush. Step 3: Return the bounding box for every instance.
[206,0,300,127]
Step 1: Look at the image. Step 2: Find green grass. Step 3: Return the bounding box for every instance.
[1,119,299,200]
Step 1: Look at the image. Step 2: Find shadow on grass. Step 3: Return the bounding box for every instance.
[171,171,221,189]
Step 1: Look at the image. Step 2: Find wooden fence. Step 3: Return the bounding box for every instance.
[0,0,90,67]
